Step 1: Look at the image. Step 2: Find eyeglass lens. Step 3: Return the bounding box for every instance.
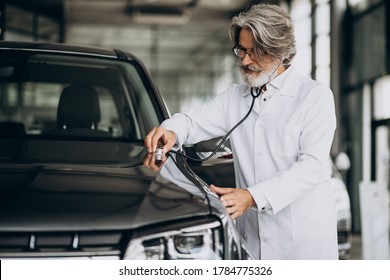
[233,47,255,59]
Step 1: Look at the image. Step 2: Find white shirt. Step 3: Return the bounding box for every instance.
[161,66,338,259]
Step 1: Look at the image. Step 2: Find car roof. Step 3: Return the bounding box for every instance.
[0,41,128,59]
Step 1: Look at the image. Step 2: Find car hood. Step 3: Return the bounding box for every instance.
[0,158,212,232]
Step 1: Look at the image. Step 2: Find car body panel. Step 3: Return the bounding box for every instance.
[330,159,352,259]
[0,163,210,232]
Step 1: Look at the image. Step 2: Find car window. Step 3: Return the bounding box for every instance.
[0,52,162,164]
[2,82,124,136]
[0,53,161,140]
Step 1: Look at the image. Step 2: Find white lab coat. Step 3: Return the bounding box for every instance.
[162,66,338,259]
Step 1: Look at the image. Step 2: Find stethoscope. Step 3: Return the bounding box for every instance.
[164,85,263,162]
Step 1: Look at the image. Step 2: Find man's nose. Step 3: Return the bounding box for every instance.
[241,53,254,66]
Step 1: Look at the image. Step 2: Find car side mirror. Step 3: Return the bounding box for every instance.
[194,137,232,152]
[334,152,351,172]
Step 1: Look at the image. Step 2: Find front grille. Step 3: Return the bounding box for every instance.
[337,230,351,244]
[0,231,126,259]
[337,219,349,229]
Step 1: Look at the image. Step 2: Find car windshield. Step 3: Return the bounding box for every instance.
[0,52,162,165]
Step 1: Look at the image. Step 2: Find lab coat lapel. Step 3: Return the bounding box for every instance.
[245,89,283,117]
[258,69,300,117]
[259,92,283,117]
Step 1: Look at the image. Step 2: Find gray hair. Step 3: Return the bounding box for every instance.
[229,4,296,65]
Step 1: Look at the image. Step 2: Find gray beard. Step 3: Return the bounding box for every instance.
[240,70,270,87]
[240,62,280,87]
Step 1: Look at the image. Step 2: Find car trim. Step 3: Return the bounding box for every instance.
[0,46,119,59]
[0,250,121,258]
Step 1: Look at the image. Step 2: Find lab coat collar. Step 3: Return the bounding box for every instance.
[267,65,291,92]
[278,65,298,97]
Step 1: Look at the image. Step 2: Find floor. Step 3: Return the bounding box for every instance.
[349,234,363,260]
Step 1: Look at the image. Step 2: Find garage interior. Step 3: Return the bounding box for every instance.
[1,0,390,260]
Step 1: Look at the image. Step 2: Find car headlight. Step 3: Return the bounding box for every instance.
[124,220,223,260]
[334,191,351,212]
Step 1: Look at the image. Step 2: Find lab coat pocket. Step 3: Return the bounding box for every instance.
[276,125,301,157]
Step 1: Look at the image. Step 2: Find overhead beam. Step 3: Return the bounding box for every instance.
[7,0,64,19]
[0,0,5,40]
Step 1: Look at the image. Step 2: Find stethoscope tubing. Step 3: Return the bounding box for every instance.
[169,86,261,162]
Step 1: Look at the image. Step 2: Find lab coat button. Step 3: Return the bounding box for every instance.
[262,237,268,243]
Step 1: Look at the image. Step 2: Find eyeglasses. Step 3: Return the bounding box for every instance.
[232,46,257,60]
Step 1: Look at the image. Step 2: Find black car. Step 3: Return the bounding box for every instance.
[0,41,254,260]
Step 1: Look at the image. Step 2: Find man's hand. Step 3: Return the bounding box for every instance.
[143,126,176,170]
[144,126,176,156]
[143,152,166,171]
[210,185,255,219]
